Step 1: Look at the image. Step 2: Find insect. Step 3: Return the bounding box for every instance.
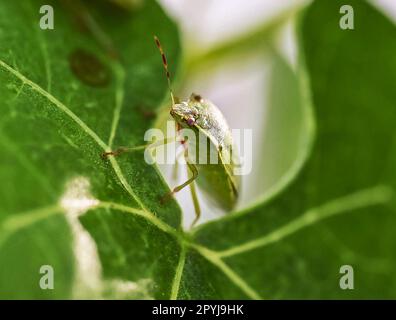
[104,36,240,226]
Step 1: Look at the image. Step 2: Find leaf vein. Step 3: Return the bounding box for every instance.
[170,244,186,299]
[0,205,61,248]
[0,59,153,223]
[218,185,394,258]
[96,201,178,236]
[192,244,262,299]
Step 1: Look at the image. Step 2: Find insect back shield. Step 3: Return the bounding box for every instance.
[178,127,218,166]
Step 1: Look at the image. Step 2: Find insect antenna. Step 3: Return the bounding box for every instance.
[154,35,175,106]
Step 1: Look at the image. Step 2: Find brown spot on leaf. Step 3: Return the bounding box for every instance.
[137,105,156,119]
[69,49,110,87]
[192,93,203,102]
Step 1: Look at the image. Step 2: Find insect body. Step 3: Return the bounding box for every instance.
[104,36,240,226]
[154,35,240,223]
[170,93,240,211]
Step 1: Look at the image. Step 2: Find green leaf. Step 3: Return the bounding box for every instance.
[3,0,396,300]
[191,0,396,298]
[83,0,396,299]
[0,0,180,298]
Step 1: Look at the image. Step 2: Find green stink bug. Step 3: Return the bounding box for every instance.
[104,36,241,226]
[169,93,241,210]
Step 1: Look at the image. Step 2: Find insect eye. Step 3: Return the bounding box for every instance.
[186,117,196,126]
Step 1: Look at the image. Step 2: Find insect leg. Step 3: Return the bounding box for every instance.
[172,147,185,181]
[160,159,198,204]
[172,161,198,193]
[102,136,176,158]
[189,178,201,228]
[182,145,201,226]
